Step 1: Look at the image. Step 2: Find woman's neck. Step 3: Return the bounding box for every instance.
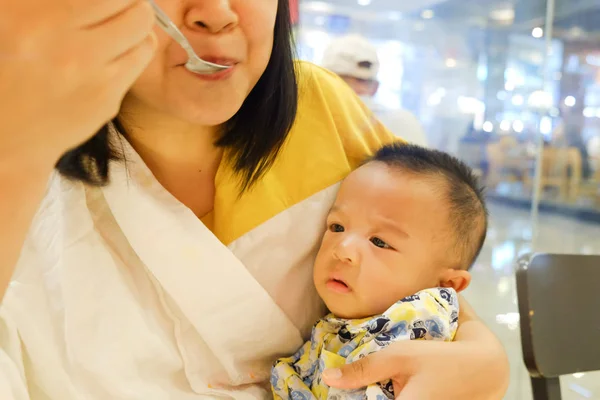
[118,99,223,220]
[120,105,221,171]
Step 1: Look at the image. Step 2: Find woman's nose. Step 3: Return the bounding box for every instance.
[185,0,239,34]
[333,236,361,266]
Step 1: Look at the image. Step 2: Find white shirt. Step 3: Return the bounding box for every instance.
[361,97,428,147]
[0,135,334,400]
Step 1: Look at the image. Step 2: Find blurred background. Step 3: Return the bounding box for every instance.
[291,0,600,399]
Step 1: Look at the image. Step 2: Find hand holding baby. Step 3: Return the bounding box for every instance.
[323,330,503,400]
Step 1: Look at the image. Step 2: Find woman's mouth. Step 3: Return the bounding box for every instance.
[326,278,352,294]
[183,62,237,81]
[198,56,238,67]
[179,56,239,80]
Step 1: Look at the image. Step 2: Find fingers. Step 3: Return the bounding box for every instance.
[322,347,411,390]
[86,32,156,121]
[83,0,155,65]
[105,32,157,97]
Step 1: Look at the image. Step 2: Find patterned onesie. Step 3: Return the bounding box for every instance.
[271,288,459,399]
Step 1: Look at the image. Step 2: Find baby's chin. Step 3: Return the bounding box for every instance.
[326,296,405,319]
[326,302,374,320]
[320,291,377,320]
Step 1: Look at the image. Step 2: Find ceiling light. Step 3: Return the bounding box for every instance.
[564,96,576,107]
[421,9,434,19]
[302,1,334,13]
[583,107,595,118]
[513,120,524,133]
[489,7,515,22]
[511,95,524,106]
[528,90,553,109]
[358,0,371,6]
[586,55,600,67]
[532,27,543,38]
[445,58,457,68]
[540,117,552,134]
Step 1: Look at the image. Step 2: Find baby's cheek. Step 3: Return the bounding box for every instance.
[312,254,327,279]
[360,278,397,315]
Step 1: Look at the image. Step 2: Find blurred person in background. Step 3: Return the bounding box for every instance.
[322,34,429,147]
[553,106,592,179]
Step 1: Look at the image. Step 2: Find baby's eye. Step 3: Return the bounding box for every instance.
[370,237,391,249]
[329,223,345,233]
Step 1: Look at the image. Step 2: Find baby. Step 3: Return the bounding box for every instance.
[271,143,488,399]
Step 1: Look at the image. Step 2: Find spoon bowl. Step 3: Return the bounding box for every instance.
[147,0,232,75]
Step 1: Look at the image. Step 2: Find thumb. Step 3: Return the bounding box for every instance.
[322,351,399,390]
[395,385,420,400]
[394,379,420,400]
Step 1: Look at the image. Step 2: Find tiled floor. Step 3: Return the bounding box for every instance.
[466,203,600,399]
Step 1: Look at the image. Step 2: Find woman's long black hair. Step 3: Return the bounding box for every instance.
[56,0,298,191]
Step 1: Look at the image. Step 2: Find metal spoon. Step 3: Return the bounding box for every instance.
[147,0,231,74]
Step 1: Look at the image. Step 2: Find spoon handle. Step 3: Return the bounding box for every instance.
[147,0,195,57]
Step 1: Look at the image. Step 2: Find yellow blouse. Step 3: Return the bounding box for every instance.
[213,61,396,245]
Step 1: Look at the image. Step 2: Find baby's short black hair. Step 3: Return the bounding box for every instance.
[368,143,488,269]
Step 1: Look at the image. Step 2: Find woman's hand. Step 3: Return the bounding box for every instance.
[0,0,157,301]
[0,0,157,165]
[323,297,509,399]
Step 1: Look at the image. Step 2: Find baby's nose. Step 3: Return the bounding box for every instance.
[333,235,361,266]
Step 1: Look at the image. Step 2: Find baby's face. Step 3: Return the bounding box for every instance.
[313,162,453,319]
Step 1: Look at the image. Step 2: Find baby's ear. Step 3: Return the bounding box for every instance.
[439,269,471,293]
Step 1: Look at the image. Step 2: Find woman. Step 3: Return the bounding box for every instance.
[0,0,508,398]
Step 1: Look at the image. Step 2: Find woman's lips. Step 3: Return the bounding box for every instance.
[178,55,239,80]
[184,64,236,81]
[177,55,239,67]
[198,56,238,66]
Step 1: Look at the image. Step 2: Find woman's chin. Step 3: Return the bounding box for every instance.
[168,101,242,127]
[167,75,251,126]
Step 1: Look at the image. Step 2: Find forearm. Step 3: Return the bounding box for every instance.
[456,295,510,398]
[457,294,500,345]
[0,158,54,301]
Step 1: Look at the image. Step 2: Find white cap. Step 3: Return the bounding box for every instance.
[321,34,380,81]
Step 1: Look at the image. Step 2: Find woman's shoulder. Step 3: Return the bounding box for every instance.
[295,60,361,111]
[12,173,81,281]
[295,60,346,88]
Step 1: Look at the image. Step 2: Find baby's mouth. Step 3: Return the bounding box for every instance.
[332,278,348,287]
[326,278,352,293]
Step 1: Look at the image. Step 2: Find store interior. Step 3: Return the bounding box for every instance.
[296,0,600,218]
[293,1,600,398]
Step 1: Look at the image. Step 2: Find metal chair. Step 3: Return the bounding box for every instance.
[516,253,600,400]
